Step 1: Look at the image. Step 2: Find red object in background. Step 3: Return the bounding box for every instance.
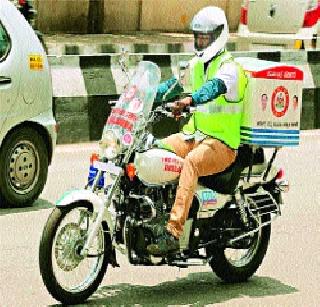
[19,0,26,5]
[240,1,248,25]
[303,4,320,27]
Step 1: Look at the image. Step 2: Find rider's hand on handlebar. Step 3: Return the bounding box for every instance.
[172,97,192,120]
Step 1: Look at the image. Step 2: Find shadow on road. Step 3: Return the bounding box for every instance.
[51,272,297,306]
[0,198,53,216]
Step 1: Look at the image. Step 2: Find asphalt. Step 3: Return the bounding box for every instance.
[2,131,320,306]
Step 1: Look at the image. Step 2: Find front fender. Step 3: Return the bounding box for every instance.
[56,189,104,212]
[56,189,115,233]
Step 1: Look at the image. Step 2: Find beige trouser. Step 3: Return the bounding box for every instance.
[164,133,237,239]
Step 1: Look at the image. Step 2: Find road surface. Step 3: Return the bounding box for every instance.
[1,132,320,306]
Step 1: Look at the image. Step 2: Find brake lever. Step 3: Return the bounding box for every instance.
[153,103,195,119]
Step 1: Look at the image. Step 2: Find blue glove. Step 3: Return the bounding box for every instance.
[155,77,183,104]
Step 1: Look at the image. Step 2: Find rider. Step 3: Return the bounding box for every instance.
[147,6,248,255]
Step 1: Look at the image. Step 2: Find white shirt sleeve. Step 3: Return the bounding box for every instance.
[215,62,240,102]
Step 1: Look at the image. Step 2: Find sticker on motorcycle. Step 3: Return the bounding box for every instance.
[106,108,138,132]
[111,108,138,122]
[162,157,182,173]
[122,85,137,101]
[200,190,217,208]
[122,133,133,145]
[107,116,133,131]
[127,98,144,114]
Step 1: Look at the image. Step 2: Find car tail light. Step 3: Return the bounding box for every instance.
[303,0,319,27]
[240,0,249,25]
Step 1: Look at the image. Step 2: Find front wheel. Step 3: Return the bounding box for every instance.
[39,203,110,305]
[208,216,271,283]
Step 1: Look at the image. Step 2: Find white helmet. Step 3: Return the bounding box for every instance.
[190,6,229,62]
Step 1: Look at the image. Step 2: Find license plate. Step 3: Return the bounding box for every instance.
[94,161,122,175]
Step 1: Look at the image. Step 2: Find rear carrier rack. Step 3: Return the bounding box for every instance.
[246,192,280,218]
[228,191,280,245]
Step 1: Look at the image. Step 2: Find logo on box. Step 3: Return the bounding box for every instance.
[271,86,289,118]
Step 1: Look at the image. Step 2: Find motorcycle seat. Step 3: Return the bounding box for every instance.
[198,145,265,194]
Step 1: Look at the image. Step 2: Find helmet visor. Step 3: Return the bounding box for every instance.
[193,24,224,51]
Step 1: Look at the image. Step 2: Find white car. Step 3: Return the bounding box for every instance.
[238,0,319,50]
[0,0,56,207]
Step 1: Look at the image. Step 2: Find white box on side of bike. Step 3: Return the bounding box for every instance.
[236,57,303,148]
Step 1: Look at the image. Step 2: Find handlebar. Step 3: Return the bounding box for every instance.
[165,102,196,114]
[107,100,195,119]
[154,102,195,118]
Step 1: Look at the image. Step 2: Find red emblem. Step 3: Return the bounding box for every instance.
[271,86,289,118]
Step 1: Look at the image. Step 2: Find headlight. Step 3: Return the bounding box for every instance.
[99,130,122,160]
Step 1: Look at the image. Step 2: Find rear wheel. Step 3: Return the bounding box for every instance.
[0,127,48,207]
[39,203,110,305]
[209,214,271,283]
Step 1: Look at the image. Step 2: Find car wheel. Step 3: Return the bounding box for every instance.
[0,127,48,208]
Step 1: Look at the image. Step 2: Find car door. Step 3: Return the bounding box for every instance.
[247,0,308,34]
[0,16,21,134]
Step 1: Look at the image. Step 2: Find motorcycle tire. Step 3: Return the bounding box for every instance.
[209,215,271,283]
[0,127,48,208]
[39,202,110,305]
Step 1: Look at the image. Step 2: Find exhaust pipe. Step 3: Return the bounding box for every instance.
[228,220,273,244]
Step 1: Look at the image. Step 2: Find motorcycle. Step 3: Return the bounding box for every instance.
[39,61,289,305]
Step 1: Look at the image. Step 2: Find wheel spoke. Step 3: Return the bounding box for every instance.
[224,205,262,268]
[52,207,105,292]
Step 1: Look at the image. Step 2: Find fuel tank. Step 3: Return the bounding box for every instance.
[134,149,184,185]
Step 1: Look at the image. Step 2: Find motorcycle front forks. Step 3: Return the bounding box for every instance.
[81,170,120,257]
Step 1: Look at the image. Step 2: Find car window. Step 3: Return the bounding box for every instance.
[0,22,10,61]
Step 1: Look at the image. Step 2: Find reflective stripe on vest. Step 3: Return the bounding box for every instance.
[182,51,247,149]
[196,102,242,114]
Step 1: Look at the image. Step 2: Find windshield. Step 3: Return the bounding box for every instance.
[102,61,161,152]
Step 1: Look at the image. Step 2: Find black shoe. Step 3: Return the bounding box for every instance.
[147,231,179,255]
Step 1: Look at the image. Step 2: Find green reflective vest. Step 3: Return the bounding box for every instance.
[182,51,247,149]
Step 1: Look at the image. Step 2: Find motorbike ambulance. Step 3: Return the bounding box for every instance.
[39,57,303,304]
[0,0,56,207]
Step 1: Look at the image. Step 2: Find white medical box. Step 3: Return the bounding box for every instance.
[235,57,303,147]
